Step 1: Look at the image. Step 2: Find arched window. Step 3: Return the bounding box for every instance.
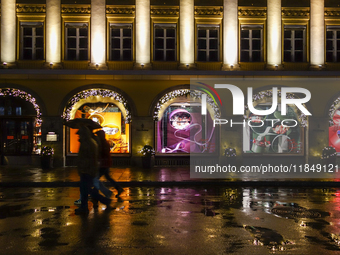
[243,89,307,154]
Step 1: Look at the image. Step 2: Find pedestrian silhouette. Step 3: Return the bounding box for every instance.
[95,130,124,197]
[75,126,111,214]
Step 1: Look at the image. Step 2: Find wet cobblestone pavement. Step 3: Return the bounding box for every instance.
[1,186,340,254]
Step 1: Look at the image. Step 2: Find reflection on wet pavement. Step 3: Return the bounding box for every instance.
[1,186,340,254]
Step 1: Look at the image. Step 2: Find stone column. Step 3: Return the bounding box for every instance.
[46,0,62,69]
[222,0,239,70]
[1,0,16,68]
[135,0,151,69]
[90,0,107,69]
[179,0,195,69]
[310,0,325,69]
[267,0,282,70]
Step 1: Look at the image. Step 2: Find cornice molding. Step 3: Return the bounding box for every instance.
[195,6,223,16]
[151,6,179,16]
[106,6,135,15]
[282,8,310,17]
[61,5,91,14]
[238,7,266,17]
[325,8,340,17]
[16,4,46,13]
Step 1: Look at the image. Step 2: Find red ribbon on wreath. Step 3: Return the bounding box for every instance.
[253,137,271,147]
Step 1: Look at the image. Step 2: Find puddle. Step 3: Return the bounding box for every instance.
[38,227,68,247]
[0,204,34,219]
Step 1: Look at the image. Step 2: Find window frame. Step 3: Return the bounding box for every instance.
[109,23,133,61]
[20,22,44,60]
[153,23,177,62]
[240,24,264,62]
[283,25,307,62]
[326,25,340,63]
[64,22,89,61]
[196,24,220,62]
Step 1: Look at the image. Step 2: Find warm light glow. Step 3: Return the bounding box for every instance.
[1,0,16,63]
[180,0,194,64]
[224,0,238,65]
[46,0,61,63]
[267,0,281,66]
[310,0,325,66]
[91,0,106,64]
[136,0,150,64]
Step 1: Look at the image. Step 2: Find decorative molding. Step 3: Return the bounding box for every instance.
[61,5,91,14]
[282,8,309,17]
[195,7,223,16]
[151,7,179,16]
[238,8,266,17]
[325,8,340,17]
[16,4,46,13]
[106,6,135,15]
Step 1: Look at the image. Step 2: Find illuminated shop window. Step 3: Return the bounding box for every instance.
[65,23,88,60]
[243,95,306,155]
[155,92,218,154]
[20,22,44,60]
[240,25,263,62]
[197,25,219,62]
[69,102,130,154]
[326,26,340,62]
[284,25,306,62]
[109,24,132,61]
[154,24,176,61]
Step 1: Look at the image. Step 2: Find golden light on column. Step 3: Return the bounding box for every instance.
[310,0,325,66]
[136,0,150,66]
[180,0,194,65]
[267,0,281,66]
[46,0,61,63]
[223,0,238,67]
[91,0,106,65]
[1,0,16,63]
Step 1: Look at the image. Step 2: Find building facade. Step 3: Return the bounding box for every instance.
[0,0,339,167]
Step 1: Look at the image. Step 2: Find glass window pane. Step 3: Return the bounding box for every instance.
[252,29,261,38]
[284,40,291,51]
[252,40,261,50]
[0,107,4,116]
[209,51,218,61]
[337,31,340,39]
[284,52,291,62]
[166,50,175,61]
[241,39,249,50]
[337,53,340,62]
[113,38,120,48]
[123,50,132,61]
[36,27,43,36]
[295,30,303,38]
[112,50,120,60]
[284,30,291,38]
[79,50,88,60]
[252,51,261,62]
[337,40,340,50]
[67,50,76,60]
[295,52,303,62]
[327,31,334,39]
[23,27,32,36]
[36,37,44,48]
[326,52,334,62]
[68,28,76,36]
[155,50,163,61]
[209,39,218,49]
[68,38,77,48]
[166,28,175,37]
[23,49,32,60]
[155,28,164,37]
[198,30,206,38]
[123,39,131,49]
[155,38,164,49]
[209,29,218,38]
[326,40,334,51]
[295,40,303,50]
[198,39,206,49]
[112,28,120,37]
[79,38,88,48]
[79,28,87,37]
[241,30,249,38]
[24,38,32,48]
[197,51,206,61]
[36,49,44,60]
[123,28,131,37]
[240,51,249,62]
[16,107,22,116]
[166,39,175,49]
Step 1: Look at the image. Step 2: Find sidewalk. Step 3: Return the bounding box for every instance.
[1,165,340,187]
